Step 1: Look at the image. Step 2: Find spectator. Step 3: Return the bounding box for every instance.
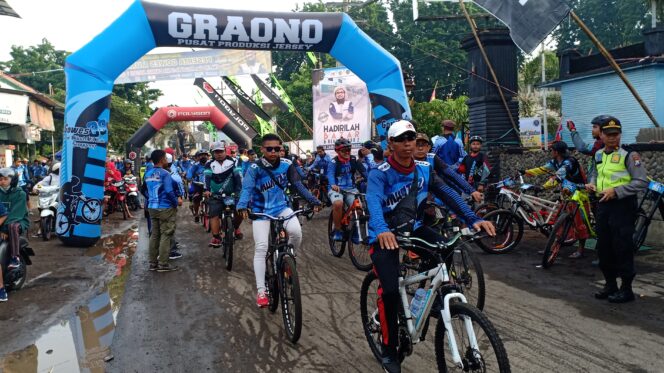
[11,159,31,209]
[432,120,466,168]
[0,168,29,281]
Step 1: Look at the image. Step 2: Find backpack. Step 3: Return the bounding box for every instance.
[334,155,359,179]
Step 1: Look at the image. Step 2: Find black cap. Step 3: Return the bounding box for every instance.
[551,141,568,153]
[592,115,621,134]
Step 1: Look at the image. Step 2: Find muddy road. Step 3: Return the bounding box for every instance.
[2,204,663,372]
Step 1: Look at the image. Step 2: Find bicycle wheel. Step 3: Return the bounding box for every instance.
[451,245,486,310]
[266,254,279,313]
[279,254,302,343]
[224,214,234,271]
[435,302,510,372]
[349,213,372,271]
[476,209,523,254]
[474,203,498,218]
[359,271,384,362]
[542,213,572,268]
[327,211,346,257]
[633,208,649,252]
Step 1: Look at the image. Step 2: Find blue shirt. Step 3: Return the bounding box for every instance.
[12,165,28,187]
[326,156,367,191]
[362,153,379,172]
[187,162,206,183]
[366,160,481,244]
[178,159,193,174]
[238,158,319,217]
[432,134,466,168]
[145,167,178,209]
[308,154,331,173]
[170,170,185,197]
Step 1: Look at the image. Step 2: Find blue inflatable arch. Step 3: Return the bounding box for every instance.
[59,0,411,246]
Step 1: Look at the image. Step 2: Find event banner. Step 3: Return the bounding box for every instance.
[519,117,543,148]
[0,92,28,126]
[312,67,371,153]
[116,49,271,84]
[221,76,271,122]
[251,74,290,113]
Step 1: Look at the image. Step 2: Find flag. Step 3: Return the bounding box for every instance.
[306,52,319,67]
[252,89,276,136]
[222,76,272,123]
[429,81,438,102]
[554,120,563,142]
[251,74,290,113]
[471,0,571,54]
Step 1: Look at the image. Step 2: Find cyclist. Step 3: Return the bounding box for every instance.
[237,133,321,308]
[587,117,647,303]
[567,117,605,157]
[177,153,193,176]
[458,135,491,193]
[204,141,243,248]
[242,149,257,176]
[306,145,331,190]
[413,133,482,202]
[327,137,367,242]
[186,150,209,222]
[366,120,494,373]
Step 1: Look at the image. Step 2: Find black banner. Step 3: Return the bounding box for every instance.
[142,2,343,52]
[221,77,272,122]
[472,0,570,54]
[193,78,259,140]
[251,74,289,113]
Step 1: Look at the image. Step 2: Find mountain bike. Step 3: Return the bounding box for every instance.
[360,230,510,372]
[541,186,596,268]
[634,180,664,252]
[212,193,236,271]
[250,208,312,343]
[327,190,372,271]
[309,170,331,207]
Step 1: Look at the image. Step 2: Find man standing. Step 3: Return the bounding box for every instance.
[567,117,605,157]
[458,136,491,193]
[145,150,181,272]
[12,158,31,209]
[432,120,466,168]
[587,116,647,303]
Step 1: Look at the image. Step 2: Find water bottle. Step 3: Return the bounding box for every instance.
[409,288,428,322]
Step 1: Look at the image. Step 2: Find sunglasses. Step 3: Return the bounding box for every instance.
[336,146,351,152]
[263,146,282,153]
[391,132,416,143]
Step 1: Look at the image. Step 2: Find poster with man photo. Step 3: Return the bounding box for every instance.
[312,67,372,155]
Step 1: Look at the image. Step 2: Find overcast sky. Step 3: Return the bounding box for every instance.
[0,0,306,107]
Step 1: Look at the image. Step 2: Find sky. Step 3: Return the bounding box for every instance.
[0,0,306,107]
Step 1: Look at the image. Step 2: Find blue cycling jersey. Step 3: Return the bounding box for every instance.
[309,154,331,173]
[363,153,379,172]
[178,159,193,174]
[327,156,366,191]
[145,167,178,209]
[426,153,474,195]
[366,159,481,243]
[186,162,207,183]
[238,158,319,217]
[170,170,184,197]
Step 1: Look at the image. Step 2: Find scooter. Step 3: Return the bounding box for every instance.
[0,237,34,291]
[124,175,140,211]
[36,184,59,241]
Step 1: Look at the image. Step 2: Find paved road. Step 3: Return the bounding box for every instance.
[108,208,664,372]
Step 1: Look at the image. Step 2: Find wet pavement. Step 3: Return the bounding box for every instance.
[2,204,664,372]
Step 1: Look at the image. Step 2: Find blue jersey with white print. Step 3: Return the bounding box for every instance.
[426,153,474,195]
[238,158,320,217]
[145,167,178,209]
[308,154,331,173]
[366,160,481,244]
[327,156,367,191]
[170,170,184,197]
[187,162,206,183]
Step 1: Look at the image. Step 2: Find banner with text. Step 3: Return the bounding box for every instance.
[0,92,29,126]
[519,117,543,148]
[312,67,371,153]
[116,49,271,84]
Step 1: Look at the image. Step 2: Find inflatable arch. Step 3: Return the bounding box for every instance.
[125,106,247,161]
[59,0,411,246]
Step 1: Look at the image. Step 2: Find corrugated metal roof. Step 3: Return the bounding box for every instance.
[0,0,19,18]
[559,66,662,146]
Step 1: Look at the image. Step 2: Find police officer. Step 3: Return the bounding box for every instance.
[586,116,647,303]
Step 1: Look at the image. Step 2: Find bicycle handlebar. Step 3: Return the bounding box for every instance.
[248,208,312,222]
[396,228,479,251]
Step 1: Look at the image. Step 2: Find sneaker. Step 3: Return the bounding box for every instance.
[256,291,269,308]
[169,251,183,260]
[8,257,20,269]
[234,229,243,240]
[148,262,158,271]
[331,229,344,242]
[157,263,179,272]
[209,237,222,248]
[0,288,7,302]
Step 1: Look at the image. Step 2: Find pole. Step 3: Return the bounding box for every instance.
[570,10,661,128]
[652,0,658,28]
[459,0,521,145]
[541,45,548,150]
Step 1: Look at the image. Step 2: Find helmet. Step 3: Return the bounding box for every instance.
[195,149,209,157]
[0,168,16,178]
[335,138,351,149]
[551,141,568,153]
[469,135,483,144]
[51,162,61,175]
[362,140,376,149]
[210,141,226,152]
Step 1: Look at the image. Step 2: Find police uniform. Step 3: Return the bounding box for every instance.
[589,117,647,303]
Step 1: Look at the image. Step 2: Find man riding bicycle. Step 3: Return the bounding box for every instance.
[238,134,322,308]
[520,141,590,258]
[306,145,331,191]
[186,150,209,222]
[327,137,367,243]
[366,120,494,373]
[205,141,243,247]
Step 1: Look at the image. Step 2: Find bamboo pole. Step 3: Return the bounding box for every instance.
[570,10,660,128]
[459,0,522,145]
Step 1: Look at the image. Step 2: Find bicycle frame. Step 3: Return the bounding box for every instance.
[638,181,664,224]
[562,190,596,238]
[340,191,369,242]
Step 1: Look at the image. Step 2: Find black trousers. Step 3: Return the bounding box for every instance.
[595,196,637,281]
[370,226,447,352]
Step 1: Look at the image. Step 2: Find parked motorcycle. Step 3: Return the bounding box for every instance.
[105,179,129,220]
[0,237,34,291]
[124,175,140,211]
[36,184,59,241]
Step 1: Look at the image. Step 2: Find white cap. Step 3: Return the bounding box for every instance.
[387,120,416,138]
[165,153,173,164]
[211,141,226,152]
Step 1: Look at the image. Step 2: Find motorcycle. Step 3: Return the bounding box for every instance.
[124,175,140,211]
[105,179,129,220]
[0,237,35,291]
[36,184,59,241]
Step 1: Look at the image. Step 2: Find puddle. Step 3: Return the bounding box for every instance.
[1,227,139,372]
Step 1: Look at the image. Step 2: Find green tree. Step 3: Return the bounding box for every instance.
[0,38,69,95]
[412,96,469,138]
[108,96,147,152]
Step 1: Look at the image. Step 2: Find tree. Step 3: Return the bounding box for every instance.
[412,96,469,138]
[108,96,147,152]
[0,38,69,95]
